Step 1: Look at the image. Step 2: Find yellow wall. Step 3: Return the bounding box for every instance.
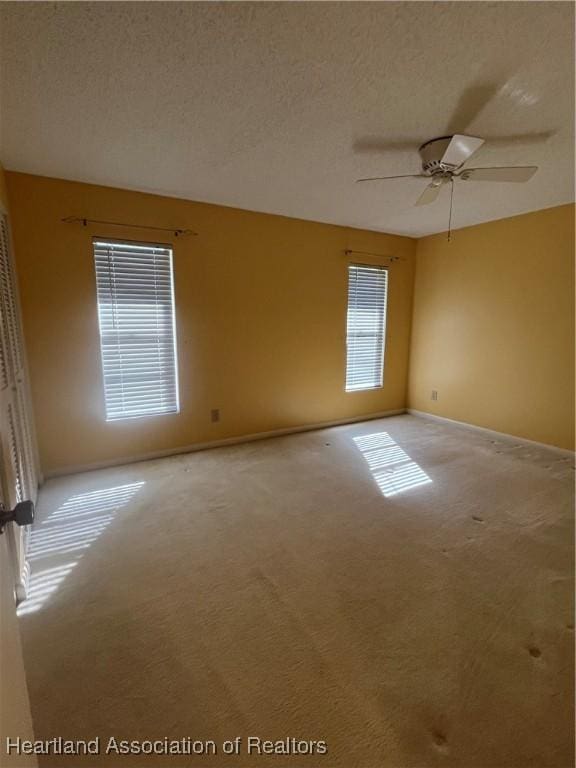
[409,204,575,450]
[5,172,416,475]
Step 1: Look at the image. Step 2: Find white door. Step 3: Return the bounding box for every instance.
[0,204,38,764]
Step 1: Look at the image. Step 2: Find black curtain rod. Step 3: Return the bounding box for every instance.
[62,216,197,238]
[344,249,401,262]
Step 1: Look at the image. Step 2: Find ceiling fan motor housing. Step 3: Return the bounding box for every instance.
[419,136,459,175]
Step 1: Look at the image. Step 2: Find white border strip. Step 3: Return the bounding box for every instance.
[45,409,406,478]
[408,409,575,457]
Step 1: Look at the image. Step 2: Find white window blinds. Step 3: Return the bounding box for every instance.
[94,240,179,421]
[345,264,388,391]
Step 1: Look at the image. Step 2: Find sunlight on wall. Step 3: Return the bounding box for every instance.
[353,431,432,497]
[18,482,144,616]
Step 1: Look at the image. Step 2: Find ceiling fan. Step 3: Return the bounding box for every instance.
[356,135,538,238]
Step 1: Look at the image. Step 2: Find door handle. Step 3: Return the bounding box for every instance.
[0,500,34,534]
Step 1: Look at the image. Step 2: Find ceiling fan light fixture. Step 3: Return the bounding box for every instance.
[354,133,539,237]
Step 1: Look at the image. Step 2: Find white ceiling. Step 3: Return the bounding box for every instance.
[0,2,573,237]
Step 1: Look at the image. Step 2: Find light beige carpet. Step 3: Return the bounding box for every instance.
[18,415,574,767]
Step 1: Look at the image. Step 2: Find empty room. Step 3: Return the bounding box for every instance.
[0,2,574,767]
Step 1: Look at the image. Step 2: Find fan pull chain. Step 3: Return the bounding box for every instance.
[447,177,455,242]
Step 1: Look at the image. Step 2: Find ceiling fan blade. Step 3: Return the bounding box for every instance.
[356,174,425,183]
[446,82,501,134]
[353,138,421,153]
[415,181,443,206]
[441,135,485,168]
[459,166,538,183]
[482,131,554,148]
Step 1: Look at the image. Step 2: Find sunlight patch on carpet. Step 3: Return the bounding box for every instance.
[354,431,432,497]
[18,482,144,616]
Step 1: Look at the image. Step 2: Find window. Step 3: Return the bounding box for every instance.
[345,264,388,391]
[94,240,179,420]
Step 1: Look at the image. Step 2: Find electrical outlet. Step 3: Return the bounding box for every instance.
[431,390,438,401]
[211,408,220,423]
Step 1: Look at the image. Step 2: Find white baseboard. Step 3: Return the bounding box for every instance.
[45,408,407,479]
[407,409,575,457]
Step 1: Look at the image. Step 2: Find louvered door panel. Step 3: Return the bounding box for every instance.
[0,207,39,600]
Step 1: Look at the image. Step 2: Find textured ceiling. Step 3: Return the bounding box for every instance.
[0,2,574,236]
